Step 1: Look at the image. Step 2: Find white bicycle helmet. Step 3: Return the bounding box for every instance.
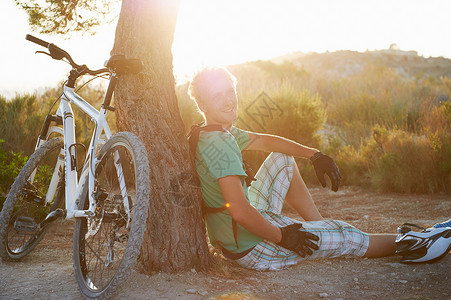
[395,223,451,263]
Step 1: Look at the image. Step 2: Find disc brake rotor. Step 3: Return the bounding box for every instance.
[87,209,104,236]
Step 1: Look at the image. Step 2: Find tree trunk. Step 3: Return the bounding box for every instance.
[110,0,209,272]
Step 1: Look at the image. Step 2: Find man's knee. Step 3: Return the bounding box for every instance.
[333,220,369,256]
[266,152,294,167]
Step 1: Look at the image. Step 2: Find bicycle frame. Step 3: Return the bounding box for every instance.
[35,84,118,220]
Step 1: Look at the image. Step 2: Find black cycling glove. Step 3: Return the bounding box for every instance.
[310,152,342,192]
[276,223,319,257]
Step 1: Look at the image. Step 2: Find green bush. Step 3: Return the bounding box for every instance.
[0,139,27,210]
[0,80,109,157]
[239,86,325,146]
[236,86,326,184]
[0,94,45,155]
[370,127,438,193]
[325,63,420,147]
[331,123,451,194]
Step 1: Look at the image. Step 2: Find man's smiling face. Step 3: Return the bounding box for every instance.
[198,70,238,129]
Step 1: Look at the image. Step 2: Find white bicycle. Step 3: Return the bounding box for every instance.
[0,34,150,299]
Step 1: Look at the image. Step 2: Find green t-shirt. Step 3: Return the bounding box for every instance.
[196,126,263,252]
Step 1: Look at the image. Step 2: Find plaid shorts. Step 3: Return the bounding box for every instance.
[236,152,369,271]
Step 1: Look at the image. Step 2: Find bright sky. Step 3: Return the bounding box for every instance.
[0,0,450,98]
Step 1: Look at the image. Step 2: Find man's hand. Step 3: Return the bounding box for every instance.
[310,152,342,192]
[276,223,319,257]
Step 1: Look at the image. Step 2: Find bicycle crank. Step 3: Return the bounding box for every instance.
[40,208,66,228]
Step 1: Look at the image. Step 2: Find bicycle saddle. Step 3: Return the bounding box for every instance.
[105,55,143,75]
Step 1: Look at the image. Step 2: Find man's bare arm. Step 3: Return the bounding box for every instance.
[218,175,282,243]
[244,132,319,159]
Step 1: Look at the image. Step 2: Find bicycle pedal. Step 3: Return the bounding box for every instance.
[14,216,38,233]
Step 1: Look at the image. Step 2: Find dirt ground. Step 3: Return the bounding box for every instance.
[0,186,450,300]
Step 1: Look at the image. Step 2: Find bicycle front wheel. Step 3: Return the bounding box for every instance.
[0,137,65,261]
[73,132,150,299]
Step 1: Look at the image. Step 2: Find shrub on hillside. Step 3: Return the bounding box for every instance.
[0,139,27,210]
[0,94,45,155]
[236,86,326,182]
[326,63,419,146]
[0,82,109,155]
[239,86,326,147]
[332,124,451,194]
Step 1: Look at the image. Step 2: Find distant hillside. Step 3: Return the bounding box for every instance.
[263,48,451,79]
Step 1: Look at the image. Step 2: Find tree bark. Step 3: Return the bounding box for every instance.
[110,0,209,272]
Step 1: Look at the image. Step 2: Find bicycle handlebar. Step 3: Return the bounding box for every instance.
[25,34,50,48]
[25,34,109,77]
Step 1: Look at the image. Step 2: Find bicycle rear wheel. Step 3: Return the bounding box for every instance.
[0,137,65,261]
[73,132,150,299]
